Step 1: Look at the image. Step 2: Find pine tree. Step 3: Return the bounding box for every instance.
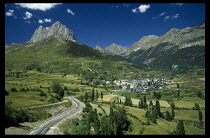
[198,111,202,122]
[171,108,175,120]
[84,92,88,103]
[96,90,99,98]
[176,120,185,135]
[155,100,161,117]
[91,88,95,101]
[177,89,180,97]
[140,98,144,109]
[138,100,141,109]
[149,100,153,106]
[101,91,103,99]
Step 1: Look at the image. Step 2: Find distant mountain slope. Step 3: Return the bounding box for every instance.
[126,22,205,74]
[123,35,159,56]
[94,43,127,55]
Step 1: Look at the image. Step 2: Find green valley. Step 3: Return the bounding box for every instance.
[5,21,205,135]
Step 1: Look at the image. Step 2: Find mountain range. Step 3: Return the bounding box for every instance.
[5,21,205,74]
[94,22,205,73]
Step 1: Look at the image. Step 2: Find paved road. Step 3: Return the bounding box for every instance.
[29,96,84,135]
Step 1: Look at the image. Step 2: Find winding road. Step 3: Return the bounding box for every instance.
[29,96,84,135]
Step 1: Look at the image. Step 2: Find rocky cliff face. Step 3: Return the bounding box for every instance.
[29,21,76,43]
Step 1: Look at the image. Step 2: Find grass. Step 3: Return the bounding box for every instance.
[173,97,205,108]
[5,91,48,108]
[5,70,79,108]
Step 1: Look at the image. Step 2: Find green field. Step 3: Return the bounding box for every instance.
[5,68,205,135]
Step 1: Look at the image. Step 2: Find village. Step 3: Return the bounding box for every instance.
[105,78,175,93]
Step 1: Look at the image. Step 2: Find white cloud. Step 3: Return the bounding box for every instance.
[175,3,183,6]
[5,9,14,16]
[44,18,52,23]
[139,4,150,13]
[164,16,170,21]
[159,12,167,16]
[23,11,33,19]
[38,18,52,24]
[152,12,167,20]
[172,13,179,19]
[123,4,129,8]
[15,3,62,11]
[132,4,150,13]
[67,9,75,15]
[38,19,44,24]
[131,8,138,13]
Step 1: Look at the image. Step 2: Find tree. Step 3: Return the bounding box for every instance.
[59,88,64,99]
[149,100,153,106]
[170,102,175,109]
[51,82,62,94]
[113,106,129,135]
[124,96,132,106]
[91,88,95,101]
[194,103,200,110]
[140,98,144,109]
[176,83,179,89]
[143,96,147,104]
[96,90,99,98]
[171,108,175,120]
[101,91,103,99]
[84,92,88,103]
[177,89,180,97]
[16,72,19,78]
[138,100,141,109]
[165,111,172,121]
[198,111,202,122]
[64,86,68,91]
[176,120,185,135]
[155,100,161,117]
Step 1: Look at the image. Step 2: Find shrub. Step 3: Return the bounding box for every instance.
[39,91,47,97]
[11,88,17,92]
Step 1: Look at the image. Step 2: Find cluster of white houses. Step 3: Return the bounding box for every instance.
[110,78,174,92]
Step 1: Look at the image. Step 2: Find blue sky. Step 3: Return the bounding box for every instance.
[5,3,205,48]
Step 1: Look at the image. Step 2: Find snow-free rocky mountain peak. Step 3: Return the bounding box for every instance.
[29,21,76,43]
[94,43,127,55]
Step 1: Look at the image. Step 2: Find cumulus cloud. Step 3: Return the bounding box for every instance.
[23,11,33,19]
[15,3,62,11]
[38,19,44,24]
[132,4,150,13]
[67,9,75,15]
[5,9,14,16]
[38,18,52,24]
[44,18,52,23]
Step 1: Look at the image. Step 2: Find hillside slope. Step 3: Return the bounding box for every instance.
[126,22,205,74]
